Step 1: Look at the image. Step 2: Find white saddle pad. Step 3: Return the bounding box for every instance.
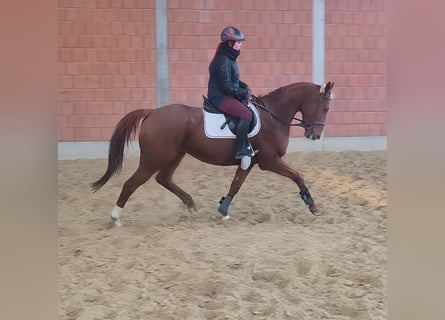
[203,101,261,139]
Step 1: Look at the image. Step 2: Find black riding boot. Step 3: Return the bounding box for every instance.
[234,118,252,159]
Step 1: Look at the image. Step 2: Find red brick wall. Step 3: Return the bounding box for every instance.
[168,0,313,103]
[58,0,386,141]
[58,0,156,141]
[324,0,387,136]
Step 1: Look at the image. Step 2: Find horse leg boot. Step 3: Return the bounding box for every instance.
[218,195,233,220]
[299,186,320,215]
[234,118,252,159]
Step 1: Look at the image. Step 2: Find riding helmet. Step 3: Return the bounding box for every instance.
[220,26,245,42]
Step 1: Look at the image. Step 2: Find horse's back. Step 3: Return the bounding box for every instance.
[141,104,201,130]
[139,104,203,149]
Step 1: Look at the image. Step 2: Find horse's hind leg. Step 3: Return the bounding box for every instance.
[112,165,156,226]
[155,154,196,211]
[218,165,253,220]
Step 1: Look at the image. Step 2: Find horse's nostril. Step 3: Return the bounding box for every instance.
[316,135,321,139]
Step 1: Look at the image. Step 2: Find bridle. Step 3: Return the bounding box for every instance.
[250,92,331,130]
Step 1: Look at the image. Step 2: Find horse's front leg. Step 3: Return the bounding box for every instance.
[218,165,254,220]
[259,157,320,215]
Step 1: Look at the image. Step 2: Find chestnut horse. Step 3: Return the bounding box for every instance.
[92,81,334,226]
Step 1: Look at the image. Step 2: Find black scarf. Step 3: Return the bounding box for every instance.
[218,41,240,60]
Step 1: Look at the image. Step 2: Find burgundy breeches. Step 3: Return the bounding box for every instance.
[217,97,252,122]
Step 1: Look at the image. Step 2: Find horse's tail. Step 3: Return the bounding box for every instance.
[91,109,151,192]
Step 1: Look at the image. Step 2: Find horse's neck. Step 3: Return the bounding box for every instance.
[263,85,307,122]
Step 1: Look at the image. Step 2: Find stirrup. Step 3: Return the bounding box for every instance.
[234,147,253,159]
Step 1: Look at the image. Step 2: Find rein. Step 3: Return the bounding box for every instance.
[250,95,329,130]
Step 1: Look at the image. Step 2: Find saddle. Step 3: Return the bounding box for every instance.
[202,96,258,135]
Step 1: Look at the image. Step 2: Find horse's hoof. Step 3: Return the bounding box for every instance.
[222,215,231,221]
[309,205,321,216]
[112,217,122,227]
[185,201,196,212]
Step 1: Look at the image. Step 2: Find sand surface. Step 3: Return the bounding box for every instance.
[58,150,386,320]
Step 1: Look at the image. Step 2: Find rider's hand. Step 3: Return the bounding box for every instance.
[245,87,252,100]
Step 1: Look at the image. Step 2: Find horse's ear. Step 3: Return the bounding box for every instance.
[325,81,334,92]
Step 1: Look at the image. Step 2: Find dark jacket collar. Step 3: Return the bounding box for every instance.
[219,42,240,60]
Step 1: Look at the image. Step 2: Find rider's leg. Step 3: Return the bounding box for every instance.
[216,98,253,159]
[234,118,252,159]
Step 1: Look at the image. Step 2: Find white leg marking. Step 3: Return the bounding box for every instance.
[111,205,123,227]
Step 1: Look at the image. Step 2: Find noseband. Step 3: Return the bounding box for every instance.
[295,94,330,130]
[251,93,330,130]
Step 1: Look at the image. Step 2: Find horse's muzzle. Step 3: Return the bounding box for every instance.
[304,127,323,140]
[306,132,321,140]
[303,121,325,140]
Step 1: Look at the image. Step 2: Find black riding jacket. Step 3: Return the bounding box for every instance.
[207,42,249,103]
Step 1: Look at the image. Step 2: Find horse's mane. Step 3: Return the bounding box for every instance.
[257,82,317,99]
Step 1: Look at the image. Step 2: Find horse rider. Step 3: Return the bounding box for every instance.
[207,26,253,159]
